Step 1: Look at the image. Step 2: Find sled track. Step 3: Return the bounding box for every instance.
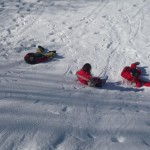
[50,0,112,77]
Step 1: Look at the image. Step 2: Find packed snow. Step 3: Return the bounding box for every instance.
[0,0,150,149]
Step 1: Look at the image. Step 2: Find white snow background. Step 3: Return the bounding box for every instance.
[0,0,150,149]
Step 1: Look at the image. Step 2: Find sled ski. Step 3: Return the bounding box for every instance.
[101,75,108,86]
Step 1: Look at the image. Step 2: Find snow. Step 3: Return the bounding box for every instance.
[0,0,150,149]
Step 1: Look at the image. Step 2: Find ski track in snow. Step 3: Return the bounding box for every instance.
[0,0,150,149]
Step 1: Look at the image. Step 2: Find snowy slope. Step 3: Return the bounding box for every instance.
[0,0,150,149]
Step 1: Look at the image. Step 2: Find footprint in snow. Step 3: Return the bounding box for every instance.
[49,32,54,35]
[51,39,55,42]
[107,42,112,49]
[143,137,150,146]
[61,106,72,112]
[34,100,40,104]
[145,121,150,126]
[16,4,20,8]
[27,8,31,12]
[53,134,66,148]
[61,106,67,112]
[62,21,66,25]
[68,26,72,30]
[102,15,107,18]
[87,133,94,139]
[0,2,5,7]
[111,136,125,143]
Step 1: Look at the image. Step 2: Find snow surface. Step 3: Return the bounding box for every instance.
[0,0,150,149]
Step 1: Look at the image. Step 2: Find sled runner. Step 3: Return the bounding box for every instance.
[101,75,108,86]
